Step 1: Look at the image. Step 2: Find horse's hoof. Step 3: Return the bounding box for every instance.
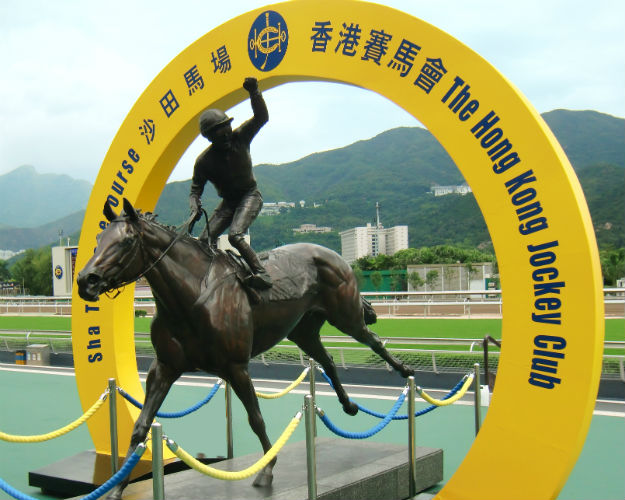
[106,492,122,500]
[401,366,415,378]
[343,401,359,416]
[252,470,273,487]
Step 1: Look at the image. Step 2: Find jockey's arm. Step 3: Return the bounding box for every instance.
[238,79,268,143]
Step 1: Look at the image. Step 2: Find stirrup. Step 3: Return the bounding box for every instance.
[245,271,273,290]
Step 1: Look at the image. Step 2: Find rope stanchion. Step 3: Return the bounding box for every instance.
[417,373,474,406]
[0,443,145,500]
[317,387,408,439]
[256,367,310,399]
[0,389,108,443]
[117,380,222,418]
[165,411,302,481]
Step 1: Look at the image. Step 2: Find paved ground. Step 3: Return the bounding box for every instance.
[0,364,623,500]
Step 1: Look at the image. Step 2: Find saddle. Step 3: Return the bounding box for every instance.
[198,244,262,304]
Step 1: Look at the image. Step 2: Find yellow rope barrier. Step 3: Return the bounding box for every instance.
[255,367,310,399]
[0,390,108,443]
[417,373,474,406]
[166,411,302,480]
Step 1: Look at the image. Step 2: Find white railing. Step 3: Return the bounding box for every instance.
[2,330,623,382]
[1,288,623,317]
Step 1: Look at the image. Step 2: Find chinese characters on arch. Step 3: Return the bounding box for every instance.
[138,45,233,146]
[311,19,447,93]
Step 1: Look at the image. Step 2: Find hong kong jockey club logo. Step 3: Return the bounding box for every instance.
[248,11,288,72]
[54,265,63,280]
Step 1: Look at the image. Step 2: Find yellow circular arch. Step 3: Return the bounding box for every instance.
[71,1,604,498]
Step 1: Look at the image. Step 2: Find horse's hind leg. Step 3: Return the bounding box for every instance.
[107,358,180,500]
[288,312,359,416]
[225,362,275,487]
[347,322,414,378]
[328,300,414,378]
[316,258,414,379]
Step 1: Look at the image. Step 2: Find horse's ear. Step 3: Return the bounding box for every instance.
[103,201,117,222]
[122,198,139,221]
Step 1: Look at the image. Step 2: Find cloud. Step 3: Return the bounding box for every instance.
[0,0,623,183]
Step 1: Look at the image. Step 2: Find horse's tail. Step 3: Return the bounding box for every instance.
[361,297,377,325]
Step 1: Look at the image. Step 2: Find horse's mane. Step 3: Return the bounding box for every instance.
[130,210,204,247]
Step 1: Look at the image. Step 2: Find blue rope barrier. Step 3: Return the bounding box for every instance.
[0,478,36,500]
[118,380,221,418]
[317,369,465,419]
[0,444,144,500]
[81,444,144,500]
[318,388,407,439]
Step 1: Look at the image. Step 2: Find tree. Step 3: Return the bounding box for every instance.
[390,272,406,291]
[0,260,10,281]
[600,248,625,285]
[10,248,52,295]
[408,271,424,291]
[352,265,365,288]
[425,270,439,290]
[370,271,383,291]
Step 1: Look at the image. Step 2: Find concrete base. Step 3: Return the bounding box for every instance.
[29,450,223,497]
[118,438,442,500]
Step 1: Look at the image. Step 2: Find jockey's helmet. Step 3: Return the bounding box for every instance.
[199,109,234,138]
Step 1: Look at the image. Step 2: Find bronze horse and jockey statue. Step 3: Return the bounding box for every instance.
[76,198,414,498]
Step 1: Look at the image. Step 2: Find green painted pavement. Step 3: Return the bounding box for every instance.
[0,368,622,500]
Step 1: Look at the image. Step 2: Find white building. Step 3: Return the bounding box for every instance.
[293,224,332,234]
[260,201,295,216]
[51,245,78,296]
[340,223,408,264]
[430,184,472,196]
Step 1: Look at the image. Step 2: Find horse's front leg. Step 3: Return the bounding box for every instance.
[225,362,275,487]
[107,358,180,500]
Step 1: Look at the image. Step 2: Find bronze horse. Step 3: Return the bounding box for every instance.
[77,198,413,498]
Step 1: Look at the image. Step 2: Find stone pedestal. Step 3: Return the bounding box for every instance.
[117,438,442,500]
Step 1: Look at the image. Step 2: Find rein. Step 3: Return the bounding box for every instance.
[104,210,209,298]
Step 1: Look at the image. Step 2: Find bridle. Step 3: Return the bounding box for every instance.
[102,210,208,298]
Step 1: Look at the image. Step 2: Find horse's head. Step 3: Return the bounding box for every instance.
[77,198,146,302]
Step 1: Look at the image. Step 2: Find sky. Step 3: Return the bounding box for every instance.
[0,0,623,184]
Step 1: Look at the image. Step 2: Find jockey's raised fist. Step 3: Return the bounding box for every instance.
[243,77,258,93]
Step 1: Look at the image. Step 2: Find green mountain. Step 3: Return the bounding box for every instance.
[0,110,622,253]
[0,210,84,251]
[0,165,91,228]
[155,109,624,252]
[541,109,624,170]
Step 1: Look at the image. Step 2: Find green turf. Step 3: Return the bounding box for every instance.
[0,316,622,341]
[321,318,503,339]
[322,317,624,342]
[0,316,152,333]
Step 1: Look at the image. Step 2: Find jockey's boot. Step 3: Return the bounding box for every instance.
[246,267,273,290]
[238,245,273,290]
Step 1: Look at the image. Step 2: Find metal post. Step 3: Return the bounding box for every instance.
[408,376,417,498]
[473,363,481,435]
[151,422,165,500]
[309,358,317,437]
[304,395,317,500]
[108,378,119,475]
[225,382,233,459]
